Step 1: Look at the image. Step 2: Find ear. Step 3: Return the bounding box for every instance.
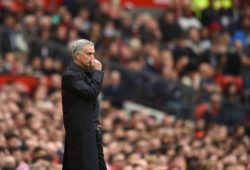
[75,52,81,60]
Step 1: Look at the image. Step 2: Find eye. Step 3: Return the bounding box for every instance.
[87,52,94,56]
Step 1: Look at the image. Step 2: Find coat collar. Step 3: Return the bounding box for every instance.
[67,59,92,74]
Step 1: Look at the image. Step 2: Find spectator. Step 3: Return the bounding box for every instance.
[198,63,221,102]
[217,82,245,130]
[159,10,182,42]
[186,27,205,57]
[103,70,126,108]
[109,153,125,170]
[178,5,201,31]
[224,39,242,75]
[202,93,222,123]
[200,41,223,70]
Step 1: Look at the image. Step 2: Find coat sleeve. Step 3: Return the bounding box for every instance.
[63,70,104,99]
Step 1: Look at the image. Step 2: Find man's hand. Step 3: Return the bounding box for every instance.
[91,59,102,71]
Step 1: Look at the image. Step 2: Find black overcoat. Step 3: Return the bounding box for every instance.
[61,60,104,170]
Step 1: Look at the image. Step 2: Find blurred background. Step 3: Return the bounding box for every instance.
[0,0,250,169]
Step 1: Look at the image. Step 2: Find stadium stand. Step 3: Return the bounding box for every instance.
[0,0,249,169]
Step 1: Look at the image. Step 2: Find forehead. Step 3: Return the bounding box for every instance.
[83,45,95,52]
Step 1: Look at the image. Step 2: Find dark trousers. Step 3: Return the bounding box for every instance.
[95,126,107,170]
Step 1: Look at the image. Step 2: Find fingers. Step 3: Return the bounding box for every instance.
[91,58,95,66]
[94,59,101,64]
[92,59,102,70]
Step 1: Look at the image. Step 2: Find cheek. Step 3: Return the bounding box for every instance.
[80,55,87,62]
[82,55,92,65]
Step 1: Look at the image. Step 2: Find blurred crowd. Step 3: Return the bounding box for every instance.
[0,0,250,169]
[0,80,249,170]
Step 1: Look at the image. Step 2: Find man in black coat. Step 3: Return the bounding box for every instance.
[61,39,107,170]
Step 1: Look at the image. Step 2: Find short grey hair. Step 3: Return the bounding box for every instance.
[72,39,94,59]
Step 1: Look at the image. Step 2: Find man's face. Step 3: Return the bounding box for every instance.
[75,45,95,68]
